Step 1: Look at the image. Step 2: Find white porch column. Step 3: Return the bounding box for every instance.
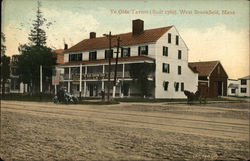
[119,84,122,97]
[83,66,87,97]
[79,64,82,97]
[67,67,71,92]
[67,81,70,93]
[102,64,105,90]
[120,63,125,98]
[69,67,71,79]
[55,85,57,95]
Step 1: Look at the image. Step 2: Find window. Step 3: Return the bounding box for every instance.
[89,51,97,61]
[163,81,169,91]
[162,63,170,73]
[168,33,171,43]
[69,53,82,62]
[240,88,247,93]
[176,35,179,45]
[178,66,181,75]
[231,89,236,94]
[138,46,148,56]
[178,50,182,59]
[163,46,168,56]
[181,82,184,91]
[241,79,247,85]
[121,48,130,57]
[174,82,179,91]
[105,49,113,59]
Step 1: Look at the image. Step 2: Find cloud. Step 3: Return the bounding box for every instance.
[42,8,99,49]
[3,21,30,55]
[181,25,249,79]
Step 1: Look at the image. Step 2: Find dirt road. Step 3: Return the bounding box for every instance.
[1,101,249,160]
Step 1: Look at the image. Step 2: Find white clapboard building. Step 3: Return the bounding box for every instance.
[56,19,198,98]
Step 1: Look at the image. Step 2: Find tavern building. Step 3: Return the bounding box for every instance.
[56,19,198,98]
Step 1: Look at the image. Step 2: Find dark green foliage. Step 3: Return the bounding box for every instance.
[1,32,6,56]
[129,63,155,97]
[29,1,47,47]
[1,55,10,94]
[17,45,56,93]
[1,32,10,95]
[0,93,54,102]
[16,1,56,93]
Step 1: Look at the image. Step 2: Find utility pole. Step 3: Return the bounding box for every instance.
[103,31,116,101]
[79,64,82,98]
[40,65,42,101]
[112,37,121,98]
[40,65,42,93]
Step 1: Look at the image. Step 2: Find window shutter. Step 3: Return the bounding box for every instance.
[138,46,141,56]
[146,46,148,55]
[105,50,107,59]
[128,48,130,57]
[121,48,123,57]
[163,47,164,56]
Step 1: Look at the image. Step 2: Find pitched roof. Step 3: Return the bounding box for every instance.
[188,61,219,77]
[52,49,64,64]
[65,26,173,53]
[60,56,154,66]
[239,75,250,80]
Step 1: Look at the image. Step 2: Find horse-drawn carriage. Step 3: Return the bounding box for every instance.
[53,88,78,104]
[183,90,206,105]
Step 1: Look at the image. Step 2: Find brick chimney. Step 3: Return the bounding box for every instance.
[90,32,96,39]
[132,19,144,35]
[64,43,68,50]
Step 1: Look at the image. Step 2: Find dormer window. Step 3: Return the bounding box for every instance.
[105,49,113,59]
[121,48,130,57]
[138,46,148,56]
[89,51,97,61]
[69,53,82,62]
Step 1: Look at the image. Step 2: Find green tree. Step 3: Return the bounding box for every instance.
[1,32,10,95]
[1,32,6,56]
[17,1,56,94]
[29,1,47,47]
[129,63,155,97]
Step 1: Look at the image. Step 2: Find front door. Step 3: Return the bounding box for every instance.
[89,84,94,97]
[122,83,129,96]
[217,81,223,96]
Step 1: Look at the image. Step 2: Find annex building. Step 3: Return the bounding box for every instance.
[188,61,228,98]
[55,19,198,98]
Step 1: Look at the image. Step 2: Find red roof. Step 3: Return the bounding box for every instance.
[60,56,154,66]
[66,26,173,53]
[52,49,64,64]
[188,61,219,77]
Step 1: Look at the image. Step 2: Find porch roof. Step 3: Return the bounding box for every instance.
[60,56,155,66]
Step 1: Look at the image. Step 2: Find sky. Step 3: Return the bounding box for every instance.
[2,0,249,79]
